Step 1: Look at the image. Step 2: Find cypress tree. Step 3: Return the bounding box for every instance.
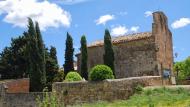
[103,29,115,78]
[80,35,88,80]
[64,32,74,78]
[45,46,59,90]
[35,22,46,87]
[50,46,58,65]
[27,18,46,92]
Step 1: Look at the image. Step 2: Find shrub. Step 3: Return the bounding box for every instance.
[53,69,64,82]
[89,65,114,81]
[65,71,82,82]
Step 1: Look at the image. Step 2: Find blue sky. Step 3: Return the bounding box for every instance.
[0,0,190,66]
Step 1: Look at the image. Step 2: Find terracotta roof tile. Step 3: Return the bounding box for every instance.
[88,32,152,48]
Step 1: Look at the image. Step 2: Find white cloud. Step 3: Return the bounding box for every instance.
[111,26,128,36]
[130,26,139,33]
[95,14,115,25]
[144,11,153,17]
[111,25,140,36]
[53,0,89,5]
[171,18,190,29]
[0,0,71,30]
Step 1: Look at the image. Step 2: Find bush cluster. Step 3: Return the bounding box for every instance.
[65,71,82,82]
[53,69,64,82]
[89,65,114,81]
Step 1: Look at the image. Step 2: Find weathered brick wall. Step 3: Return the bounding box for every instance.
[1,78,30,93]
[152,11,173,75]
[53,76,170,105]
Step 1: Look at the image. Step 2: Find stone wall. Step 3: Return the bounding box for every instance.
[0,77,170,107]
[0,78,44,107]
[53,76,170,105]
[114,37,158,78]
[1,93,44,107]
[77,36,159,78]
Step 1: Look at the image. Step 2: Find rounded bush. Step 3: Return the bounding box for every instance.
[65,71,82,82]
[89,65,114,81]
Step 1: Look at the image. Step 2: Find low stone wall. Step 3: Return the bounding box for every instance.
[0,76,170,107]
[178,80,190,85]
[0,78,44,107]
[1,93,44,107]
[53,76,170,105]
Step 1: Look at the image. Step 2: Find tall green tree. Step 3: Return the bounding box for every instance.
[80,35,88,80]
[50,46,58,65]
[27,18,46,92]
[64,32,74,78]
[35,22,46,88]
[46,46,59,90]
[103,29,115,78]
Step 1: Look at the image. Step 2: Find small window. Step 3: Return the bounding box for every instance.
[163,69,170,79]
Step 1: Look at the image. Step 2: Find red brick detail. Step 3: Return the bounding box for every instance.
[4,78,29,93]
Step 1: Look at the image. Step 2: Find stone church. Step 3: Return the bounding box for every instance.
[76,11,173,78]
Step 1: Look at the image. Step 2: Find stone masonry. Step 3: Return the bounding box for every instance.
[0,78,44,107]
[53,76,170,105]
[76,11,173,78]
[0,76,169,107]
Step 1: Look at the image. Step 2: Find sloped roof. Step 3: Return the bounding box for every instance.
[88,32,152,48]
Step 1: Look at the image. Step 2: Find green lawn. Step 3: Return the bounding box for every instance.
[80,87,190,107]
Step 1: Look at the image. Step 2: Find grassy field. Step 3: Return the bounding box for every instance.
[80,87,190,107]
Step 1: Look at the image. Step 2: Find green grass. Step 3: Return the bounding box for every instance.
[80,87,190,107]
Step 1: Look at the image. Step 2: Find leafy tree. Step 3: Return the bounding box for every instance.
[0,36,28,79]
[27,18,46,92]
[103,29,115,77]
[184,57,190,79]
[9,36,28,78]
[80,35,88,80]
[174,57,190,80]
[64,32,74,78]
[174,62,186,80]
[0,47,14,79]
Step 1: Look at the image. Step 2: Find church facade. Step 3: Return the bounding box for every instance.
[76,11,173,78]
